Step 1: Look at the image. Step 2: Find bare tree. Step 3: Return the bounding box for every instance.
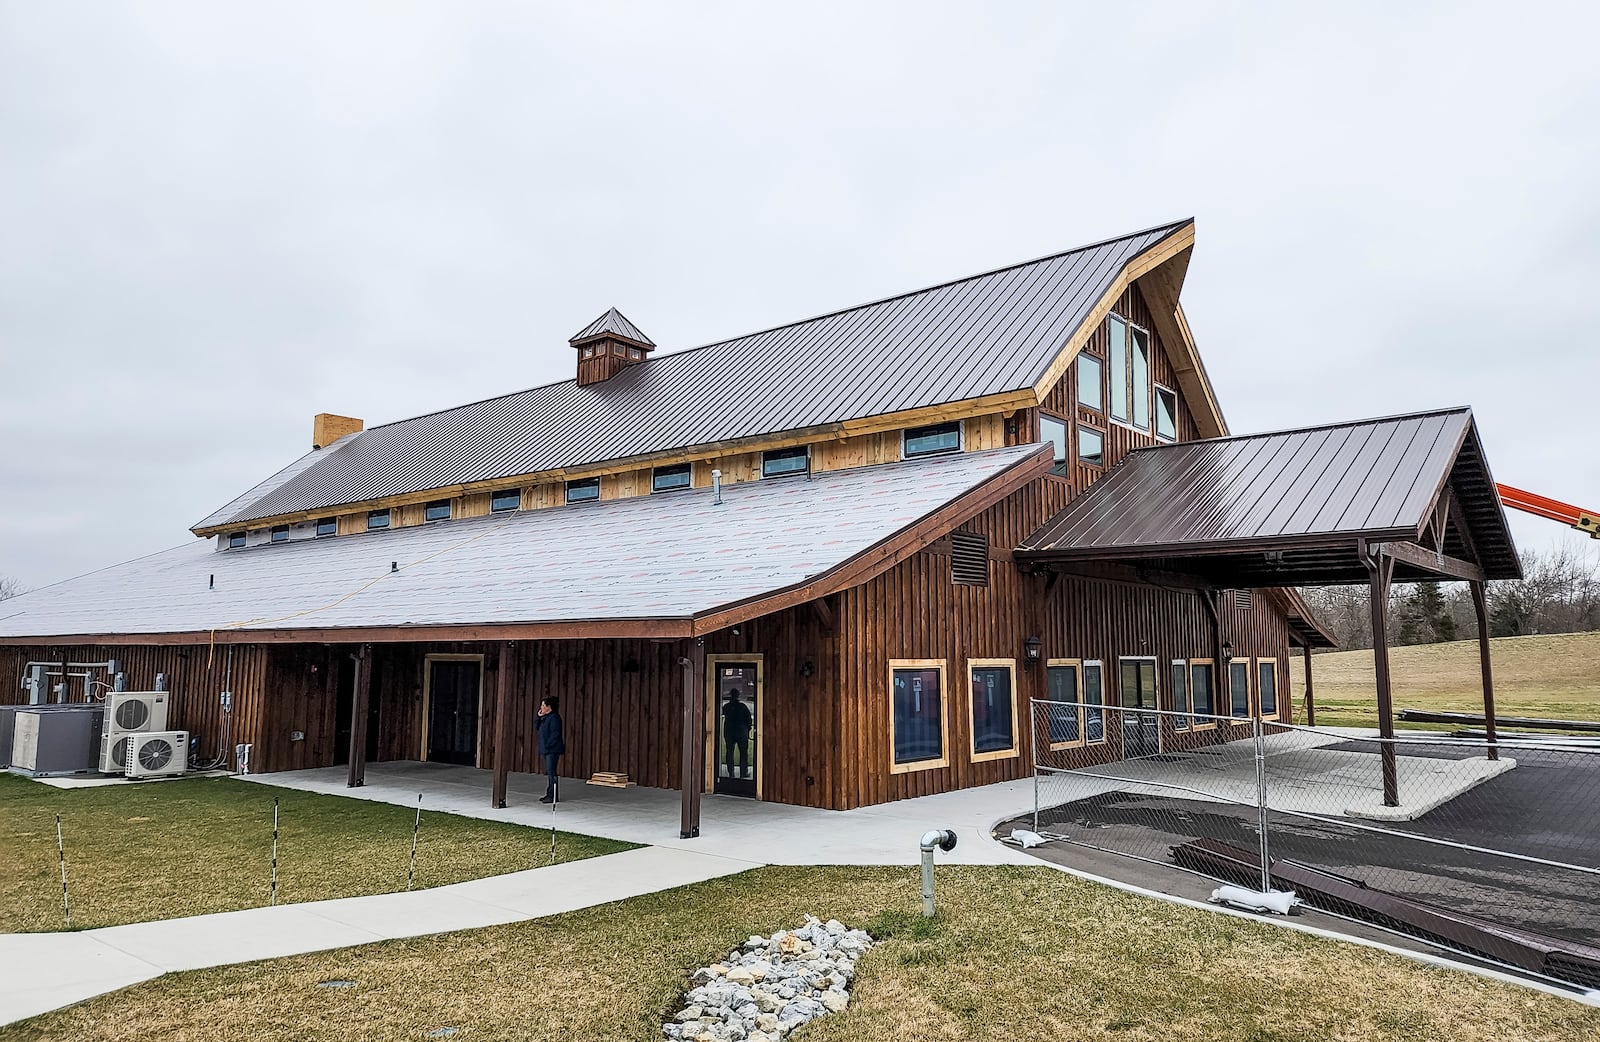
[0,576,23,601]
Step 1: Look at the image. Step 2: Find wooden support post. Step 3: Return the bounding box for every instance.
[1362,547,1399,807]
[492,641,516,807]
[346,643,372,788]
[1470,582,1499,761]
[1302,643,1317,727]
[680,639,706,839]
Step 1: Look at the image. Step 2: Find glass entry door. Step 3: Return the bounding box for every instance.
[426,658,482,766]
[713,662,759,798]
[1119,658,1160,758]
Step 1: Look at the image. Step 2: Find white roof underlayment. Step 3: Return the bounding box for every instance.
[0,445,1045,640]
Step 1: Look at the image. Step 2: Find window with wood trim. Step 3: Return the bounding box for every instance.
[652,463,692,493]
[367,509,390,531]
[1039,413,1068,477]
[1155,386,1177,440]
[270,525,289,543]
[1077,354,1103,411]
[425,500,451,522]
[1229,659,1252,719]
[1046,659,1082,748]
[968,659,1018,762]
[903,420,961,458]
[565,477,600,503]
[1083,660,1106,744]
[1190,660,1216,728]
[1078,425,1105,468]
[761,446,809,478]
[950,531,989,586]
[1258,658,1279,720]
[491,489,520,512]
[315,517,336,537]
[228,531,246,549]
[1107,314,1152,432]
[890,660,948,773]
[1169,660,1191,731]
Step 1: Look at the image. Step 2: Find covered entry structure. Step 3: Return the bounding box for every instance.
[1018,407,1521,806]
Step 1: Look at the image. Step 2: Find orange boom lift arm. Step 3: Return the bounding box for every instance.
[1497,484,1600,539]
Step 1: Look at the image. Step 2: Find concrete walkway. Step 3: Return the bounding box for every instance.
[0,845,749,1026]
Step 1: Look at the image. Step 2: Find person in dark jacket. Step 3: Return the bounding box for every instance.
[536,696,565,803]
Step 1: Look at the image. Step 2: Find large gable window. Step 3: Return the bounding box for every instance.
[1039,413,1068,477]
[903,421,961,458]
[1107,315,1152,432]
[1155,386,1178,441]
[1077,354,1103,411]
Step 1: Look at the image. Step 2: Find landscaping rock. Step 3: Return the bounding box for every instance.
[664,919,877,1040]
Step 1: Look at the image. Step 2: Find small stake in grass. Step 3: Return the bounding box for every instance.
[408,793,422,890]
[270,797,280,907]
[56,814,71,929]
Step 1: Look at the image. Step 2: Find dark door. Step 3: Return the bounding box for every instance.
[713,662,759,798]
[333,654,379,767]
[427,659,481,766]
[1120,659,1160,758]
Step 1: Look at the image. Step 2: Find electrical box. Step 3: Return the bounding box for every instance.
[9,705,104,777]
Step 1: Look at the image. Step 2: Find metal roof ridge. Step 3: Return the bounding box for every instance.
[1122,405,1474,453]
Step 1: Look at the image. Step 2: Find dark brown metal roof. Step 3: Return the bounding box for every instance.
[195,220,1191,530]
[1017,407,1520,586]
[571,307,654,347]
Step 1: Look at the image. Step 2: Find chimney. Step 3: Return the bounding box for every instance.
[313,413,364,450]
[571,308,655,386]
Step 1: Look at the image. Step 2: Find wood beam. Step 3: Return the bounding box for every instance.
[346,643,372,788]
[1302,643,1316,726]
[1361,546,1399,807]
[1470,582,1499,762]
[1369,540,1485,583]
[1133,244,1228,439]
[491,641,516,807]
[0,618,697,648]
[679,639,706,839]
[809,597,836,636]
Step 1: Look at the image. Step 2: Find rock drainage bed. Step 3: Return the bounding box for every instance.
[664,916,877,1041]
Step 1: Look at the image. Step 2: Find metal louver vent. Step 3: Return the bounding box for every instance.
[951,531,989,586]
[1233,589,1253,610]
[137,737,174,771]
[115,699,150,730]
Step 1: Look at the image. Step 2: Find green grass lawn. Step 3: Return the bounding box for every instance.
[1308,631,1600,730]
[0,775,634,932]
[3,865,1593,1042]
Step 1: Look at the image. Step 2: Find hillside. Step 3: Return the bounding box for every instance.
[1307,631,1600,729]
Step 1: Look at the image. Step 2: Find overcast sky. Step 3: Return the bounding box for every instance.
[2,2,1597,592]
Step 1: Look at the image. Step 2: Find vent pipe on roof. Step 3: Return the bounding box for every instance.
[712,469,723,505]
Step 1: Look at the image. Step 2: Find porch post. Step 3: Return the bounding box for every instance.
[346,643,372,788]
[1301,644,1316,726]
[1470,581,1499,761]
[492,641,516,807]
[680,638,706,839]
[1361,546,1399,807]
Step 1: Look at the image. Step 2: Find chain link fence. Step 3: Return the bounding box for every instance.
[1029,699,1600,990]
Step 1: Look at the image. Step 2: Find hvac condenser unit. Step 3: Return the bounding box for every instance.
[100,692,170,774]
[9,705,104,777]
[124,731,189,779]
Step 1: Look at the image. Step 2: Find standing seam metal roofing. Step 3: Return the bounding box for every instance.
[194,220,1191,530]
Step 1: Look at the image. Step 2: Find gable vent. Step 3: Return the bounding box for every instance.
[1232,589,1253,610]
[950,531,989,586]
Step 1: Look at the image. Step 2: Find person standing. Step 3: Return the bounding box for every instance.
[721,690,752,780]
[537,696,565,803]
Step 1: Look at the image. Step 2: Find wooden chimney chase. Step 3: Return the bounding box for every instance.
[313,413,364,450]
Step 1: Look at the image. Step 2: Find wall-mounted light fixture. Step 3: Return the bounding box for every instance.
[1220,640,1234,664]
[1023,636,1042,669]
[799,659,815,678]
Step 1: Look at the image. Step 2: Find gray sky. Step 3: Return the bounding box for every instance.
[2,2,1597,592]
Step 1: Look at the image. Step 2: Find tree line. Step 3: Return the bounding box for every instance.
[1299,543,1600,651]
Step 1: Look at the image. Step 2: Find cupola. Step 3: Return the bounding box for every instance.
[571,308,655,386]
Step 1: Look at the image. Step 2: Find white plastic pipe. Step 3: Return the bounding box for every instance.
[920,829,957,916]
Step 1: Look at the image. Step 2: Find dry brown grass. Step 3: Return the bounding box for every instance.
[1308,631,1600,729]
[5,866,1596,1042]
[0,775,632,932]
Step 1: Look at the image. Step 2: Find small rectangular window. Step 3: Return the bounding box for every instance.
[1170,660,1190,732]
[1077,354,1103,411]
[890,661,948,772]
[424,500,451,522]
[1078,427,1104,468]
[628,347,642,360]
[1190,661,1216,726]
[652,463,692,493]
[1046,660,1081,747]
[367,510,390,531]
[565,477,600,503]
[491,489,520,512]
[969,660,1018,761]
[315,518,336,537]
[1083,661,1105,743]
[949,531,988,586]
[1155,387,1177,440]
[1230,660,1252,719]
[761,446,810,478]
[581,345,595,358]
[903,421,961,457]
[228,531,246,549]
[270,525,289,543]
[1108,317,1129,423]
[1130,326,1151,431]
[1038,413,1068,477]
[1258,659,1279,719]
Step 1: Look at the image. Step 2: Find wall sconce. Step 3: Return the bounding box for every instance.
[1220,640,1233,664]
[799,659,815,678]
[1023,636,1042,669]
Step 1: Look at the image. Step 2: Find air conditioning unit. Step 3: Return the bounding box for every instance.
[100,692,170,773]
[124,731,189,779]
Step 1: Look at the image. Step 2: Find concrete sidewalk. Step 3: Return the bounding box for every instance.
[0,845,750,1027]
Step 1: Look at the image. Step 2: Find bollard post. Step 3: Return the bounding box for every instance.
[56,814,71,929]
[270,797,280,906]
[408,794,422,889]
